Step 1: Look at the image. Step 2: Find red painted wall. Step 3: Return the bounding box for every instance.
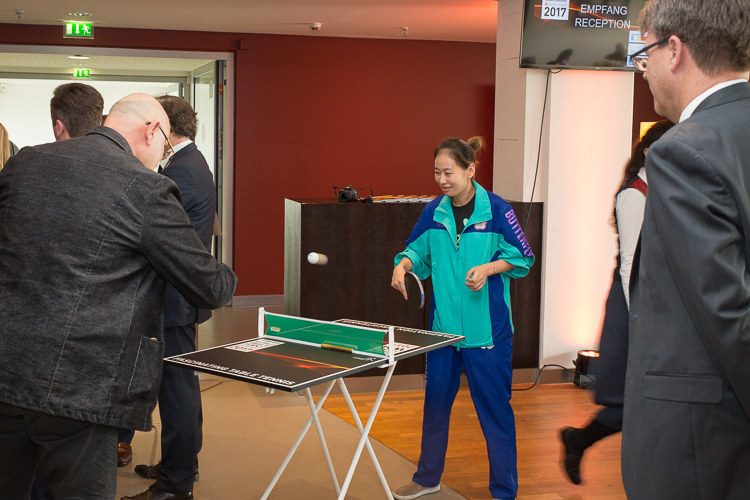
[0,25,496,296]
[235,35,495,295]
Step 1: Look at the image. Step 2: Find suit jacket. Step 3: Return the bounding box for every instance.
[622,82,750,499]
[161,142,216,328]
[0,127,237,431]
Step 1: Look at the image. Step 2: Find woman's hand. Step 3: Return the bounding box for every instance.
[465,260,514,291]
[391,258,413,299]
[465,263,492,291]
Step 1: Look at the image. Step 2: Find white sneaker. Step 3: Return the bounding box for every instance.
[392,481,441,500]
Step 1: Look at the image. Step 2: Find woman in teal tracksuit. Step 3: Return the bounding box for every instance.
[391,137,534,500]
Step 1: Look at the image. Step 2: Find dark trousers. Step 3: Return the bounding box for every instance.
[0,402,117,500]
[31,465,53,500]
[119,428,135,444]
[156,324,203,495]
[590,281,629,431]
[32,429,133,500]
[413,339,517,500]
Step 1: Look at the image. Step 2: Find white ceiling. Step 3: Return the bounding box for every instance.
[2,0,499,43]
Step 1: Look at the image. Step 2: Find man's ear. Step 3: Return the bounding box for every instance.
[145,121,160,146]
[53,120,68,141]
[668,35,684,73]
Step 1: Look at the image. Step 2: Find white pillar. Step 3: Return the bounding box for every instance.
[494,0,634,368]
[541,70,633,365]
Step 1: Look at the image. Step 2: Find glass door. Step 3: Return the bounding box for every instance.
[192,61,226,262]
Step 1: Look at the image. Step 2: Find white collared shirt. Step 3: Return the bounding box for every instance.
[679,79,747,123]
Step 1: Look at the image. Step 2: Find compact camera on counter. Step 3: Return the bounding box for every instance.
[333,186,373,203]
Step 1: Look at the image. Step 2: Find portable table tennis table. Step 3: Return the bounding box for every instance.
[165,308,464,500]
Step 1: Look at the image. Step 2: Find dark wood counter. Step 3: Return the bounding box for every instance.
[284,198,543,373]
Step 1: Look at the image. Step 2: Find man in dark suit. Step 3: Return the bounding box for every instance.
[623,1,750,499]
[128,96,216,500]
[0,94,237,499]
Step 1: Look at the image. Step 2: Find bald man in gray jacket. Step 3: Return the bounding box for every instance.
[0,94,237,499]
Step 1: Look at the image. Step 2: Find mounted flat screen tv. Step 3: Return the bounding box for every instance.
[520,0,648,71]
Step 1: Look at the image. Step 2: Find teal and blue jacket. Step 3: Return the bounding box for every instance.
[395,182,534,348]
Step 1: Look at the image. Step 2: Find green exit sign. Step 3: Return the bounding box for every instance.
[64,21,94,39]
[73,68,91,78]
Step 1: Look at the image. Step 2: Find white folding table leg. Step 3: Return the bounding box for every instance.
[304,385,341,495]
[260,380,338,500]
[336,375,395,500]
[337,363,397,500]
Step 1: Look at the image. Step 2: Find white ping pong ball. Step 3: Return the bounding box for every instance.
[307,252,328,265]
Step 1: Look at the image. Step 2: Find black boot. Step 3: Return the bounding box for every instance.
[559,420,618,485]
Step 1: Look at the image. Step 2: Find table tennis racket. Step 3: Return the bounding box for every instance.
[404,271,425,309]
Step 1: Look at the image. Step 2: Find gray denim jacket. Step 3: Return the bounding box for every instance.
[0,127,237,431]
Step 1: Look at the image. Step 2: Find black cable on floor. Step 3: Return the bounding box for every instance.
[512,363,593,392]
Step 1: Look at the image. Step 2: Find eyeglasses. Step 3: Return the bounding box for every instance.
[630,37,670,71]
[157,126,174,160]
[146,121,174,160]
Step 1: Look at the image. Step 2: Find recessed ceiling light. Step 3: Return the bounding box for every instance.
[67,12,92,17]
[68,55,90,60]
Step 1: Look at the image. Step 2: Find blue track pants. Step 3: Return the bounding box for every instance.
[412,339,517,499]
